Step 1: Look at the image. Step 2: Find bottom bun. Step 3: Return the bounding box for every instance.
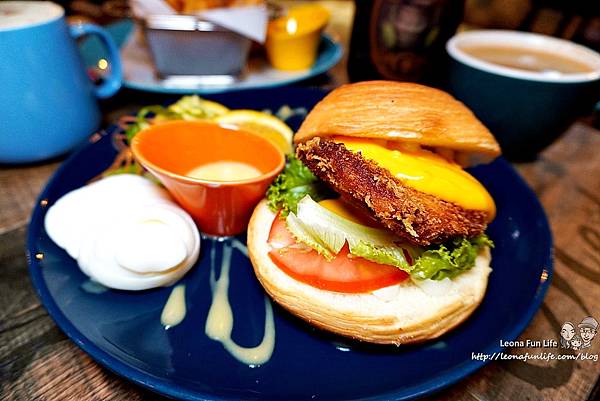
[247,200,492,345]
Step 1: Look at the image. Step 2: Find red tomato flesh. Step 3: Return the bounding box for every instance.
[267,214,409,293]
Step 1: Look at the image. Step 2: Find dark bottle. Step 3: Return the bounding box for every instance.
[348,0,464,85]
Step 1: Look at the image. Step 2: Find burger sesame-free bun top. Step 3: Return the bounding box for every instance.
[294,81,501,158]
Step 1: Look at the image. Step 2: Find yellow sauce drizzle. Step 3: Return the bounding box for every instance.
[161,284,186,329]
[186,161,262,181]
[157,238,276,367]
[204,238,276,367]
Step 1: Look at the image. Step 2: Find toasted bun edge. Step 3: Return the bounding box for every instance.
[294,81,501,158]
[247,199,492,345]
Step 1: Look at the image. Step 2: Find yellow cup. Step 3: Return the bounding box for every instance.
[265,4,330,71]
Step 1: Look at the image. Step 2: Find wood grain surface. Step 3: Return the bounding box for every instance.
[1,2,599,399]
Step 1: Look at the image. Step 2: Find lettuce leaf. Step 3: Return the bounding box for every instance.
[124,105,171,142]
[351,240,413,270]
[167,95,221,120]
[267,156,495,281]
[282,195,494,281]
[411,235,494,280]
[286,211,334,260]
[289,195,413,269]
[124,96,222,143]
[266,154,332,216]
[286,195,411,271]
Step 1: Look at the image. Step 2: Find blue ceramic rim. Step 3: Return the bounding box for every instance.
[0,1,65,33]
[446,29,600,84]
[121,35,343,95]
[26,125,553,401]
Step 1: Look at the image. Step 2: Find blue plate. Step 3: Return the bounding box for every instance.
[81,20,343,95]
[27,87,553,400]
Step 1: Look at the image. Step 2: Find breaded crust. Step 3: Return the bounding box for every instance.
[296,137,488,246]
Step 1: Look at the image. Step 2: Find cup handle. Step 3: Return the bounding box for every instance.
[70,23,123,99]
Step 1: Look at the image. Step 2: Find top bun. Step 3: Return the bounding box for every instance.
[294,81,501,158]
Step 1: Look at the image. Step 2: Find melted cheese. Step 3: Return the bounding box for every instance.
[336,137,496,218]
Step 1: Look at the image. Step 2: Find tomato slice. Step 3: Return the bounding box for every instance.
[267,213,409,293]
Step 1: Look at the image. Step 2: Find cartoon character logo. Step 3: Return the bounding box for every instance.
[578,316,598,350]
[570,335,583,351]
[560,317,598,350]
[560,322,577,349]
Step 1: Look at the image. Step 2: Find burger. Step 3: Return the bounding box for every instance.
[247,81,501,345]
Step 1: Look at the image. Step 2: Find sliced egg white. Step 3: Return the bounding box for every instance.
[116,220,187,274]
[44,174,201,291]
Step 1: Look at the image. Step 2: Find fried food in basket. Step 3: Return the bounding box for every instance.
[165,0,264,14]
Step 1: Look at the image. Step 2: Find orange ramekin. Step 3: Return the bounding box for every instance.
[130,120,285,236]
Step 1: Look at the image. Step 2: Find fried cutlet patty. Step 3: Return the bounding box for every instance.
[296,137,489,246]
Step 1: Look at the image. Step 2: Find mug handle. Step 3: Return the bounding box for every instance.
[69,23,123,99]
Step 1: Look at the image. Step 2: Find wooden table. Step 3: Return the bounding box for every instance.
[2,2,600,400]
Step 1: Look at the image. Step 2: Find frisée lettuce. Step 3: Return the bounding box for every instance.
[123,95,228,142]
[410,235,493,280]
[266,154,332,217]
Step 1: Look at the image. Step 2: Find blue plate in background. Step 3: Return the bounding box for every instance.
[27,87,552,400]
[81,20,343,94]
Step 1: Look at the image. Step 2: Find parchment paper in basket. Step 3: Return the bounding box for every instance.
[129,0,267,43]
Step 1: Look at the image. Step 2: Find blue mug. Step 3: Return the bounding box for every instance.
[446,30,600,160]
[0,1,122,163]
